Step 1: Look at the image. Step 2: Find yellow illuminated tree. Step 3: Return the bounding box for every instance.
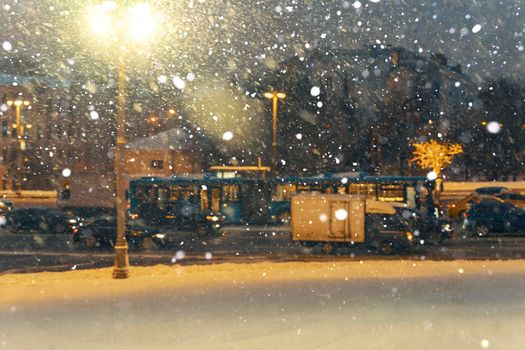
[410,140,463,179]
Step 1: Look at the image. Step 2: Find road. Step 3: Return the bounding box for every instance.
[1,226,525,273]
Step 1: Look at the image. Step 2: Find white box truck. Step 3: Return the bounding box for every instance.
[291,193,413,254]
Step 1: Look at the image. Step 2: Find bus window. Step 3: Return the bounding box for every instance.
[168,185,193,201]
[272,184,297,201]
[406,186,417,208]
[158,187,169,210]
[377,184,405,202]
[222,185,239,202]
[135,184,154,203]
[298,185,321,193]
[337,186,346,194]
[349,184,376,197]
[211,188,220,211]
[200,189,209,210]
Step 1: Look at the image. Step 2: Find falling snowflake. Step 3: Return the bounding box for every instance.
[486,121,501,134]
[310,86,321,97]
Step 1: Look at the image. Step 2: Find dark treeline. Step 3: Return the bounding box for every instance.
[247,45,525,180]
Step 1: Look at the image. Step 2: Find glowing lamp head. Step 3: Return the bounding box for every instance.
[88,2,160,44]
[88,2,116,36]
[126,4,159,43]
[264,91,286,99]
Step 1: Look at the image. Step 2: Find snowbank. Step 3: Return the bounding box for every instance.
[1,259,522,309]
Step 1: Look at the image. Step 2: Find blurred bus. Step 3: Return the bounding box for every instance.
[128,174,433,227]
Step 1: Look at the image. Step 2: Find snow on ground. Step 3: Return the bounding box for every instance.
[0,259,520,308]
[1,260,525,349]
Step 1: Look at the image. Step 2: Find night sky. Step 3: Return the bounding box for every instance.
[0,0,523,83]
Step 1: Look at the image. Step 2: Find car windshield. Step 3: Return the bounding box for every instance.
[499,193,525,200]
[1,1,525,349]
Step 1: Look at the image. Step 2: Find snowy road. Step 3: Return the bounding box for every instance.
[2,225,525,273]
[1,261,525,350]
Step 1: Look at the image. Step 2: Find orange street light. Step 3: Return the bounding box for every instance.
[6,98,31,189]
[148,115,159,124]
[88,2,161,279]
[264,91,286,166]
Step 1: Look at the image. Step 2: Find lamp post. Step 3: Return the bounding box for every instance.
[7,99,31,189]
[88,2,159,279]
[263,91,286,166]
[112,51,130,279]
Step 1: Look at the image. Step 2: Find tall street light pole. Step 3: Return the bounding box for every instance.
[113,51,130,279]
[7,99,31,189]
[88,2,160,279]
[263,91,286,167]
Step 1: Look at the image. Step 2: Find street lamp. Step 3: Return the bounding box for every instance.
[6,99,31,189]
[263,91,286,166]
[88,2,160,279]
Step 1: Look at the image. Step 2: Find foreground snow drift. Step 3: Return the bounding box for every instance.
[1,260,525,349]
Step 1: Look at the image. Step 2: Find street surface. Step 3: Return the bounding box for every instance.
[1,225,525,273]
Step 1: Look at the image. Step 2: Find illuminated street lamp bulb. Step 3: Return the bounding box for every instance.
[89,2,117,30]
[127,3,158,43]
[264,91,286,99]
[168,109,176,115]
[222,131,234,141]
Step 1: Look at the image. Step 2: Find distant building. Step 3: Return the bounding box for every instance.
[58,127,216,209]
[0,73,77,190]
[124,127,211,177]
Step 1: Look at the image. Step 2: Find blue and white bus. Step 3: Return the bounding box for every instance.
[128,174,433,228]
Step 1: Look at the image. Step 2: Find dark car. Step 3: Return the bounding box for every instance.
[3,207,79,234]
[0,199,14,215]
[74,216,166,250]
[397,207,454,242]
[473,187,510,196]
[464,202,525,236]
[365,213,414,254]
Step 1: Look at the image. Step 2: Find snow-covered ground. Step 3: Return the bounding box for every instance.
[1,260,525,349]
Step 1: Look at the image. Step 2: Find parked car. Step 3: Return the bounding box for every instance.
[448,186,513,218]
[74,216,166,249]
[473,187,510,196]
[463,201,525,236]
[496,192,525,207]
[2,207,79,234]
